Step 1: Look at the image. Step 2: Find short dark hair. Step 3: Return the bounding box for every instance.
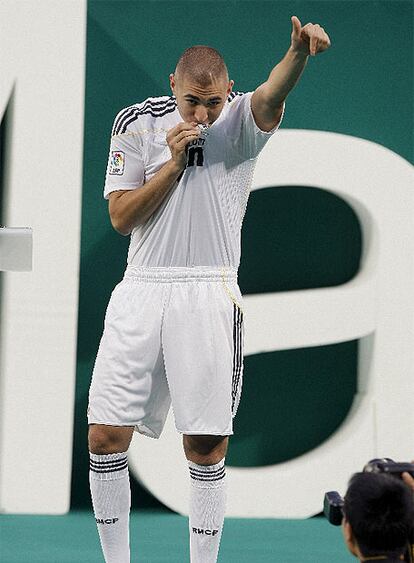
[175,45,228,86]
[344,472,414,558]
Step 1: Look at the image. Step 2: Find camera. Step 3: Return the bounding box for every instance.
[324,458,414,526]
[323,458,414,562]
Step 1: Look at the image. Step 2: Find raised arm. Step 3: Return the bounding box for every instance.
[251,16,331,131]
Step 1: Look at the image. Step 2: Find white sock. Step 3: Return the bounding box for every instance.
[188,458,227,563]
[89,451,131,563]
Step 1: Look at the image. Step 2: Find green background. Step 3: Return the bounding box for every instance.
[71,0,413,509]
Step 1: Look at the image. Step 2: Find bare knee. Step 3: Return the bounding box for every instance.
[88,424,134,455]
[183,435,228,465]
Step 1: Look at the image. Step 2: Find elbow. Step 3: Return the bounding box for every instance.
[110,215,132,237]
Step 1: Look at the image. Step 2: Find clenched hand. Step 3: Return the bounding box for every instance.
[167,122,200,170]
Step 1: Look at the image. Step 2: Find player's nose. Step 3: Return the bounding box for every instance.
[194,106,208,124]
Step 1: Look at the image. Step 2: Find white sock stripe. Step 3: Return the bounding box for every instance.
[189,460,226,483]
[190,471,226,481]
[190,473,226,482]
[89,451,128,462]
[90,457,128,468]
[90,462,129,474]
[189,466,225,476]
[190,475,226,482]
[89,452,129,479]
[188,459,225,471]
[90,455,128,463]
[190,469,226,479]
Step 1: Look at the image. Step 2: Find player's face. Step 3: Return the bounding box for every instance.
[170,73,233,125]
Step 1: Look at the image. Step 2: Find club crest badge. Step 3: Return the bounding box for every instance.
[109,151,125,175]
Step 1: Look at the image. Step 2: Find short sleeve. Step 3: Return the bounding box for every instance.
[228,92,285,160]
[103,114,145,200]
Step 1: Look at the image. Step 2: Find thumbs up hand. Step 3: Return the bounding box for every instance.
[291,15,331,57]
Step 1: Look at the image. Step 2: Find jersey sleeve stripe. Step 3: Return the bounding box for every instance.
[112,97,177,136]
[112,105,135,136]
[118,104,177,135]
[227,91,244,102]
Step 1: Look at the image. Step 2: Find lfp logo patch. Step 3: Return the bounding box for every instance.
[109,151,125,175]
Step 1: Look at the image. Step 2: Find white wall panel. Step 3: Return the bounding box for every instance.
[0,0,86,514]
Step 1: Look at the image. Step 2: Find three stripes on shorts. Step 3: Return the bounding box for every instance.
[232,304,243,414]
[89,303,243,455]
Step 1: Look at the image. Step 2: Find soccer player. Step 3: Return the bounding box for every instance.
[87,16,330,563]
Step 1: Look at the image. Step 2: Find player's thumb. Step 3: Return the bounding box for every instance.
[291,15,301,38]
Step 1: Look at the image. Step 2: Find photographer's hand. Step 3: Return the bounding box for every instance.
[402,461,414,491]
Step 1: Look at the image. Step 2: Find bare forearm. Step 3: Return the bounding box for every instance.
[263,15,331,106]
[252,47,308,130]
[110,159,183,235]
[251,16,331,131]
[262,47,309,106]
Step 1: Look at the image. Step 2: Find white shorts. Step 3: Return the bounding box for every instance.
[87,266,244,438]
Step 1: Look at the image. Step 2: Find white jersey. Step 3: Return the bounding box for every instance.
[104,92,284,268]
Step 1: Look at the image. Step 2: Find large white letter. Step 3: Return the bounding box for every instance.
[0,1,86,514]
[129,131,414,517]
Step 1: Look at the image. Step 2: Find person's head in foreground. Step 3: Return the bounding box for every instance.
[169,45,234,126]
[342,472,414,562]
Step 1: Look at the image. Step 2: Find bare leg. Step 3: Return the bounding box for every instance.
[88,424,134,454]
[183,434,228,465]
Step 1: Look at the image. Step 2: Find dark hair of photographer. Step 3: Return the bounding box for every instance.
[342,472,414,562]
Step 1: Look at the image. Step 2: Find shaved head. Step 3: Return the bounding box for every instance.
[170,46,233,125]
[175,45,228,86]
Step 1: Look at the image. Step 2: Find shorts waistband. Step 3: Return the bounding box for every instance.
[124,266,238,283]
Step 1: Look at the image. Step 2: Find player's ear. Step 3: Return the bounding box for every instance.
[227,80,234,96]
[169,73,176,93]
